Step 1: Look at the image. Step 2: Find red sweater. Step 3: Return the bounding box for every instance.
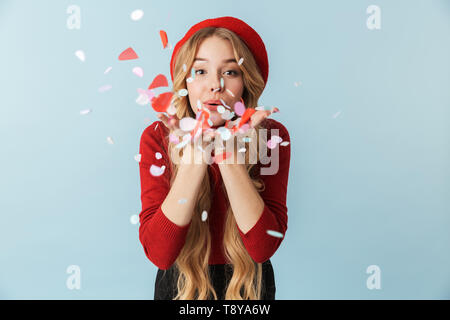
[138,118,291,270]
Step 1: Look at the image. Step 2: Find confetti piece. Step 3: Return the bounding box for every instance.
[130,214,139,224]
[217,105,225,114]
[166,103,177,115]
[136,93,149,105]
[98,84,112,93]
[217,127,231,141]
[214,151,233,163]
[150,92,173,112]
[234,101,246,116]
[104,66,112,74]
[119,47,139,61]
[255,106,265,111]
[220,78,224,88]
[178,198,187,204]
[80,109,91,115]
[169,133,180,143]
[226,88,235,97]
[238,57,244,66]
[186,77,194,83]
[182,64,187,72]
[175,139,189,149]
[134,154,141,162]
[75,50,85,62]
[237,108,256,130]
[242,137,252,143]
[130,9,144,21]
[148,74,169,90]
[266,230,284,238]
[201,210,208,222]
[280,141,290,146]
[159,30,168,49]
[155,123,159,130]
[132,66,144,77]
[191,68,196,80]
[179,117,197,131]
[267,139,277,149]
[155,152,162,160]
[150,164,165,176]
[178,88,188,97]
[106,137,114,144]
[238,147,246,153]
[294,81,302,87]
[271,135,283,144]
[333,111,341,118]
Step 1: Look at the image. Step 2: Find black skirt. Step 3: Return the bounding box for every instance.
[154,259,276,300]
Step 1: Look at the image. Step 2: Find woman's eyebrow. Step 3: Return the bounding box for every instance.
[194,57,237,63]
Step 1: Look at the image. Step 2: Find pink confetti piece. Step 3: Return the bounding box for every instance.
[179,117,197,131]
[267,139,277,149]
[234,101,246,116]
[132,67,144,78]
[150,164,165,176]
[169,133,180,143]
[134,154,141,162]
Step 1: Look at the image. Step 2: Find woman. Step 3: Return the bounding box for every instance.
[138,16,291,300]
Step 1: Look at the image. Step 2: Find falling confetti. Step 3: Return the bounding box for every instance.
[159,30,168,49]
[148,74,169,90]
[333,111,342,118]
[178,89,188,97]
[134,154,141,162]
[238,147,246,153]
[150,164,165,176]
[217,105,225,114]
[266,230,284,238]
[119,47,139,61]
[220,77,224,88]
[179,117,197,131]
[178,198,187,204]
[234,101,246,116]
[130,214,139,225]
[201,210,208,222]
[132,67,144,77]
[169,133,180,143]
[271,135,283,144]
[280,141,290,146]
[182,64,187,72]
[130,9,144,21]
[98,84,112,93]
[151,92,173,112]
[75,50,85,62]
[294,81,302,87]
[267,139,277,149]
[104,66,112,74]
[242,137,252,143]
[80,109,91,115]
[155,152,162,160]
[186,77,194,83]
[106,137,114,144]
[226,88,235,97]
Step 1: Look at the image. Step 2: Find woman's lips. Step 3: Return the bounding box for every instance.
[203,103,218,112]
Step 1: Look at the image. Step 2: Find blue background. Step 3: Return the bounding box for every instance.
[0,0,449,299]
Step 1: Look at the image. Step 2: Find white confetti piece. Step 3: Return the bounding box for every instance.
[226,88,235,97]
[130,214,139,225]
[178,198,187,204]
[155,152,162,159]
[238,147,246,153]
[80,109,91,115]
[150,164,165,176]
[266,230,284,238]
[333,111,342,118]
[271,135,283,144]
[255,106,265,111]
[179,117,197,131]
[217,105,225,114]
[104,66,112,74]
[201,210,208,222]
[217,127,231,141]
[130,9,144,21]
[98,85,112,93]
[136,93,149,105]
[220,77,224,88]
[280,141,290,146]
[178,89,188,97]
[134,154,141,162]
[294,81,302,87]
[106,136,114,144]
[186,77,193,83]
[75,50,85,62]
[238,57,244,66]
[132,66,144,77]
[182,64,187,72]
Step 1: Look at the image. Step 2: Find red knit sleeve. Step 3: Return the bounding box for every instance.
[138,121,191,270]
[236,119,291,263]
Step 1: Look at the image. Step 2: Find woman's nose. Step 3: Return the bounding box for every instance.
[210,77,223,92]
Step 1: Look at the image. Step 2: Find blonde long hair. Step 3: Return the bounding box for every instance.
[165,27,268,299]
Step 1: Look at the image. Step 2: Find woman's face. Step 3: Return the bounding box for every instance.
[186,36,244,127]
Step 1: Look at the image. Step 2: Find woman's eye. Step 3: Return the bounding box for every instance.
[195,69,205,75]
[224,70,238,76]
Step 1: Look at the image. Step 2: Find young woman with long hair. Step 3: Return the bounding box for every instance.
[138,16,291,300]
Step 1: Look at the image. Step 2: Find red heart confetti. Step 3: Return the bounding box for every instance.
[118,47,139,61]
[151,92,173,112]
[148,74,169,90]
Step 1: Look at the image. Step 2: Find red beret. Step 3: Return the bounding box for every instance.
[170,16,269,88]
